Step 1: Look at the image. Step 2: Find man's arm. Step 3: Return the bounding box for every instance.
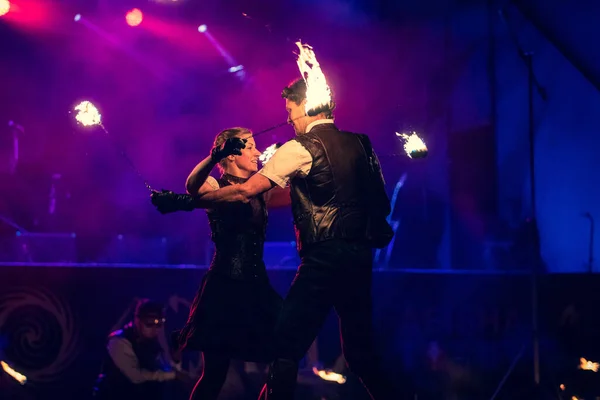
[199,173,276,204]
[107,337,175,384]
[198,140,312,205]
[151,175,270,213]
[358,134,391,217]
[370,149,391,217]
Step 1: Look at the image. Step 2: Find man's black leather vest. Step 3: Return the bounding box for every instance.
[290,123,393,254]
[206,174,268,280]
[94,323,164,400]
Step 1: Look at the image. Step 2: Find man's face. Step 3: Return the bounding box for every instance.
[285,99,309,135]
[135,316,164,340]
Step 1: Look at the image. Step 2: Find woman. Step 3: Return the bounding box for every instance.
[152,127,287,400]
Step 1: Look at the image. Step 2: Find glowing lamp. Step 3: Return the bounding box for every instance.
[125,8,143,27]
[0,0,10,17]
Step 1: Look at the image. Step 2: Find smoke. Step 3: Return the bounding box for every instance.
[2,4,455,253]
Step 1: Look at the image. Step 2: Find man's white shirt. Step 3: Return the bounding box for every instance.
[258,119,334,188]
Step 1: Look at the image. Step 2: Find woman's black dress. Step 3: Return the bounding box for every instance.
[175,173,283,362]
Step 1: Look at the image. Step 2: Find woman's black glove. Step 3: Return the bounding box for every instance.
[150,190,196,214]
[210,137,246,162]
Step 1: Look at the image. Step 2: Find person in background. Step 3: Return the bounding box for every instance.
[93,299,188,400]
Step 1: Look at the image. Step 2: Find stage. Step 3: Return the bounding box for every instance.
[0,263,598,399]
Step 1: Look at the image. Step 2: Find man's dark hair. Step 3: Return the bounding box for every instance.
[281,78,307,105]
[281,78,335,118]
[135,299,165,319]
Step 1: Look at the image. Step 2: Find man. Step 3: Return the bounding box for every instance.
[197,78,401,399]
[93,299,187,400]
[0,121,22,251]
[0,121,20,176]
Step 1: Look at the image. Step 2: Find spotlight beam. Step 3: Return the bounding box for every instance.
[199,27,245,80]
[73,16,176,82]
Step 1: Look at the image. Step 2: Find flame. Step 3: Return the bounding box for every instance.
[395,131,428,158]
[1,360,27,385]
[295,41,332,117]
[259,143,281,165]
[74,101,102,126]
[311,366,346,384]
[579,357,599,372]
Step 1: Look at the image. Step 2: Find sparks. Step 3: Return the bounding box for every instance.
[295,41,332,117]
[71,100,154,192]
[312,366,346,384]
[396,131,428,159]
[1,360,27,385]
[259,143,281,165]
[74,101,102,127]
[579,357,599,372]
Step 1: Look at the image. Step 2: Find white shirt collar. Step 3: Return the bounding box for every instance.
[306,119,335,133]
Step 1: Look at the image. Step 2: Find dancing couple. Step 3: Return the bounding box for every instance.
[152,78,406,399]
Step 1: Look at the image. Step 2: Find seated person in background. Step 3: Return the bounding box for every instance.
[93,299,188,400]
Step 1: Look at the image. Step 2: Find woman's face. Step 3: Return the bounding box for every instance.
[231,134,261,173]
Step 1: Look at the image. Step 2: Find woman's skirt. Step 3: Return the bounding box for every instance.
[175,270,283,362]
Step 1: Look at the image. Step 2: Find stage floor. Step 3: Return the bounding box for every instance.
[0,263,595,399]
[0,261,532,274]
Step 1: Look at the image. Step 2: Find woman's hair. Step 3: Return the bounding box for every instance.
[213,127,252,172]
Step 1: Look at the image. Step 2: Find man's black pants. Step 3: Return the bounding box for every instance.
[263,239,404,399]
